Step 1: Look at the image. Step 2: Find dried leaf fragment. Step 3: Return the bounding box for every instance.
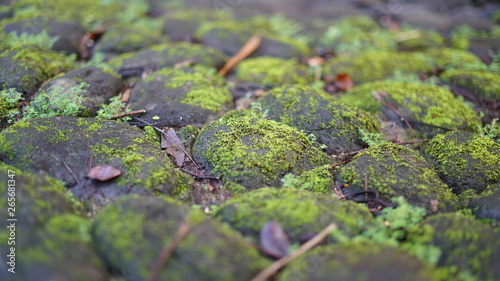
[335,73,354,92]
[260,221,291,259]
[86,165,121,181]
[161,127,186,167]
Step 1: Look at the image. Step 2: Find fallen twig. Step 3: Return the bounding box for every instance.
[146,221,191,281]
[178,168,220,180]
[219,35,262,76]
[249,223,337,281]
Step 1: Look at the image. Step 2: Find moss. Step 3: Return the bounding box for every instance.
[294,164,333,193]
[193,116,330,190]
[424,131,500,195]
[337,142,459,212]
[424,48,483,69]
[325,51,434,83]
[441,69,500,99]
[214,188,374,243]
[236,57,312,86]
[341,81,480,132]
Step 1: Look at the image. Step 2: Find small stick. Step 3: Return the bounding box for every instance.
[61,158,83,189]
[178,168,219,180]
[146,221,191,281]
[249,223,337,281]
[219,35,262,76]
[110,110,146,119]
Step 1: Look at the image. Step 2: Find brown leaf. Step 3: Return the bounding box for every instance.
[260,221,291,259]
[86,165,121,181]
[334,73,354,92]
[161,127,186,167]
[218,35,262,76]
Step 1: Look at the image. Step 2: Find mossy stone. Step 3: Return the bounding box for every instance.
[336,142,459,213]
[192,116,330,190]
[340,81,480,138]
[260,85,381,154]
[35,66,122,116]
[108,42,228,78]
[0,116,185,209]
[2,17,86,55]
[195,20,310,58]
[397,29,445,51]
[236,57,312,86]
[278,242,441,281]
[424,48,483,69]
[93,24,166,55]
[417,213,500,281]
[92,195,268,281]
[129,67,232,125]
[424,131,500,195]
[441,69,500,100]
[0,213,109,281]
[214,188,374,244]
[325,51,433,83]
[0,46,76,96]
[468,184,500,221]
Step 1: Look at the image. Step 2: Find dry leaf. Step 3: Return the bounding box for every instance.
[218,35,262,76]
[334,73,354,92]
[86,165,121,181]
[161,127,186,167]
[260,221,291,259]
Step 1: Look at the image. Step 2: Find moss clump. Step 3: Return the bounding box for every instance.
[278,241,441,281]
[441,69,500,99]
[414,213,500,281]
[424,131,500,196]
[236,57,312,86]
[214,188,374,244]
[192,116,330,190]
[341,81,480,134]
[282,164,333,193]
[325,51,434,83]
[336,142,459,213]
[261,85,380,154]
[424,48,483,69]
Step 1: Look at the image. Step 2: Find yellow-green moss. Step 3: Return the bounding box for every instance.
[236,57,312,86]
[441,69,500,99]
[325,51,434,83]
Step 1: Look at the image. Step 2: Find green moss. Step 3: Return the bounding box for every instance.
[341,81,480,131]
[236,57,312,86]
[424,132,500,195]
[441,69,500,99]
[282,164,333,193]
[398,28,445,51]
[325,51,434,83]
